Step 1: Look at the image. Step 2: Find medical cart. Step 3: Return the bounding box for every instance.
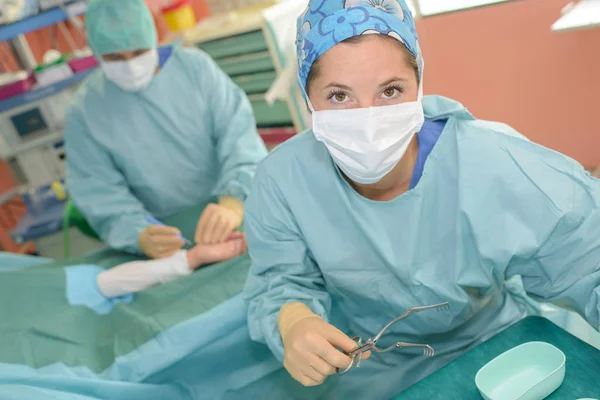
[0,1,104,258]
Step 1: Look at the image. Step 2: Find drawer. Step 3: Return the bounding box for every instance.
[233,71,277,94]
[217,51,274,77]
[249,96,293,127]
[198,30,268,60]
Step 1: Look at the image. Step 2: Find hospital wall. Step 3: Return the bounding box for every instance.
[415,0,600,168]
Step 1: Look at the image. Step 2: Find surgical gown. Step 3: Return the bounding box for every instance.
[243,95,600,399]
[65,46,267,253]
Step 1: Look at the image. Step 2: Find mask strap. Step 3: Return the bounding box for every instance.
[417,56,425,101]
[299,76,316,113]
[307,97,316,113]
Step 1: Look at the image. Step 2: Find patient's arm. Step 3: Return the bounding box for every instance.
[97,232,247,298]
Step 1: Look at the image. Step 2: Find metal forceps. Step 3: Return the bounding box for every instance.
[336,302,450,375]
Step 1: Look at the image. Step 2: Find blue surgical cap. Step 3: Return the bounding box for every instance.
[296,0,423,94]
[86,0,158,56]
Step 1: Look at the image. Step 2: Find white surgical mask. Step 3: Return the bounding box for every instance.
[311,100,425,185]
[101,48,159,92]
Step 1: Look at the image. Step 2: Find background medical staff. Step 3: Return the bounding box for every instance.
[65,0,267,259]
[243,0,600,397]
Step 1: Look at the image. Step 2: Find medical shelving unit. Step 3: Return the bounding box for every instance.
[0,1,89,179]
[0,1,87,43]
[0,1,103,259]
[182,6,307,146]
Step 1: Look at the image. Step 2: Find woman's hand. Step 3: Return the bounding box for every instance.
[195,200,244,245]
[187,232,247,269]
[281,313,370,386]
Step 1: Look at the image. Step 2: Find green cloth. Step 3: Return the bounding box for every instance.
[0,204,250,372]
[85,0,157,56]
[394,317,600,399]
[65,199,100,241]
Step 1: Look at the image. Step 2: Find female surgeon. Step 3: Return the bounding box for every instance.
[65,0,267,259]
[243,0,600,398]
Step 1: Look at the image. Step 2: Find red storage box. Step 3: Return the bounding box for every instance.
[0,74,36,101]
[68,56,99,73]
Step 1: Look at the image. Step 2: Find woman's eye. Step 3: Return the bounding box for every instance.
[328,91,349,104]
[383,88,398,98]
[333,93,347,103]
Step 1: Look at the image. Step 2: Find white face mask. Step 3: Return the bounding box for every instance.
[311,100,425,185]
[101,48,159,92]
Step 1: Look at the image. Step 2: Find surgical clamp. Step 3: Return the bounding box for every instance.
[336,301,450,375]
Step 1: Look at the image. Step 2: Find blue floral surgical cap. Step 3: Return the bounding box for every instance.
[296,0,423,93]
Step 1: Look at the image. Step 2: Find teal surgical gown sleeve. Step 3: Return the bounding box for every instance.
[191,51,266,202]
[244,171,332,361]
[65,110,150,254]
[460,130,600,330]
[519,175,600,329]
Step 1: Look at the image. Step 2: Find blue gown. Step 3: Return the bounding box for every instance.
[65,46,267,253]
[243,95,600,398]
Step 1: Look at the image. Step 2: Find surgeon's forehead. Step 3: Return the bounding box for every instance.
[314,36,415,88]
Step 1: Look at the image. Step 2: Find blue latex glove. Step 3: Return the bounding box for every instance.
[65,265,133,315]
